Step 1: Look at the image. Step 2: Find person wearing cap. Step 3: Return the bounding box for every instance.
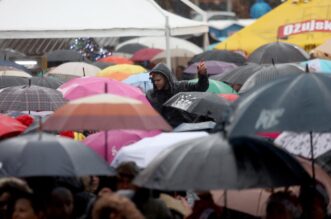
[146,62,208,127]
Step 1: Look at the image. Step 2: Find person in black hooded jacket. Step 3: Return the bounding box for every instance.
[146,62,208,127]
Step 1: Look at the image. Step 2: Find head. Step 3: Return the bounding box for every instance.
[150,72,169,91]
[12,194,43,219]
[46,187,74,219]
[266,191,302,219]
[115,162,140,191]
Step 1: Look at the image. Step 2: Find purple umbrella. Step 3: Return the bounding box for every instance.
[184,60,238,75]
[83,130,161,164]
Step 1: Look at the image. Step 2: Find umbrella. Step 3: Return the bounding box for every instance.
[83,130,160,164]
[47,62,101,77]
[239,63,304,94]
[97,64,147,80]
[111,132,208,168]
[248,42,309,64]
[46,49,85,63]
[92,61,115,69]
[173,121,216,132]
[116,43,148,54]
[0,85,67,112]
[211,63,262,85]
[151,48,195,70]
[0,76,28,89]
[0,114,27,139]
[218,93,239,102]
[189,79,237,94]
[0,133,114,177]
[0,60,30,72]
[189,50,246,66]
[300,59,331,73]
[0,49,25,61]
[122,73,153,93]
[131,48,163,62]
[30,76,64,89]
[58,76,150,104]
[310,38,331,60]
[134,135,311,190]
[43,94,172,132]
[184,61,237,75]
[164,92,231,122]
[96,56,133,64]
[0,70,31,78]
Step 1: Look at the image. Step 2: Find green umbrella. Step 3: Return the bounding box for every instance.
[189,79,237,94]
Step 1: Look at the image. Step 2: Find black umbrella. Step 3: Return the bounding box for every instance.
[134,135,311,190]
[164,92,231,123]
[46,49,86,63]
[0,76,28,89]
[0,133,114,177]
[211,63,262,85]
[30,76,64,89]
[116,43,148,54]
[0,60,30,72]
[0,85,67,112]
[227,73,331,137]
[248,42,309,64]
[189,50,246,66]
[173,121,216,132]
[239,63,304,94]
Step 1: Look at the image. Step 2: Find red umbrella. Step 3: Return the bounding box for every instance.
[0,114,27,139]
[131,48,163,62]
[97,56,133,64]
[218,93,239,102]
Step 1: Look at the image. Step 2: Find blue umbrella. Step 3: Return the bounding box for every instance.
[300,59,331,73]
[123,73,152,93]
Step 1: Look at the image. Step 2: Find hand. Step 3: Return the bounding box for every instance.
[197,61,207,76]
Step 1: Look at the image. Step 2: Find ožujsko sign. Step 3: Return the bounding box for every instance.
[278,20,331,38]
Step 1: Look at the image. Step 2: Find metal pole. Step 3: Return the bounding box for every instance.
[227,0,233,12]
[165,16,172,69]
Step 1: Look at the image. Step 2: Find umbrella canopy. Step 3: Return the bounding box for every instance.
[0,133,114,177]
[248,42,309,64]
[58,76,150,104]
[211,63,262,85]
[275,132,331,159]
[97,64,147,80]
[300,59,331,73]
[122,73,153,93]
[0,76,28,89]
[239,63,304,94]
[43,94,172,131]
[92,61,115,69]
[218,93,239,102]
[116,43,148,54]
[189,79,237,94]
[46,49,85,62]
[164,92,231,122]
[131,48,163,62]
[228,73,331,137]
[134,135,311,190]
[0,60,30,72]
[173,121,216,132]
[0,114,27,139]
[189,50,246,66]
[111,131,208,168]
[184,61,237,75]
[83,130,160,164]
[0,70,31,78]
[30,76,64,89]
[0,85,67,112]
[97,56,133,64]
[47,62,101,77]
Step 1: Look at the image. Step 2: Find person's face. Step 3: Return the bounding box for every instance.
[116,175,135,190]
[152,74,167,90]
[47,191,74,219]
[12,198,39,219]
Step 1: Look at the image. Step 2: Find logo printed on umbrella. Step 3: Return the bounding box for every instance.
[172,94,198,111]
[255,108,284,130]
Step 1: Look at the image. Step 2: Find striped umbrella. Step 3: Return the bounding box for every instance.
[0,85,67,112]
[43,94,171,132]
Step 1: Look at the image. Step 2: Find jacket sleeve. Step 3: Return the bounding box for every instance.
[176,74,209,92]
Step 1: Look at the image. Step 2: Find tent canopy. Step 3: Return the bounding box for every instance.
[0,0,208,39]
[215,0,331,55]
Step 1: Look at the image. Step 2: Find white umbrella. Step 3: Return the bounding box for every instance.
[0,70,31,78]
[111,131,208,168]
[48,62,101,77]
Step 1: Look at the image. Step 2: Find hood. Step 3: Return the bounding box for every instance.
[150,63,176,92]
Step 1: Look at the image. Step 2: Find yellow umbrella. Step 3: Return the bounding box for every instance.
[215,0,331,55]
[97,64,147,80]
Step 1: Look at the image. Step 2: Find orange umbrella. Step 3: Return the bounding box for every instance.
[97,56,133,64]
[97,64,147,81]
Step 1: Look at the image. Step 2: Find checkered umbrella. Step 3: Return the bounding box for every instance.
[0,85,67,112]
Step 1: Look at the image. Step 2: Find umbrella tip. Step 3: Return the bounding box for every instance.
[28,78,31,87]
[305,63,310,73]
[271,58,275,66]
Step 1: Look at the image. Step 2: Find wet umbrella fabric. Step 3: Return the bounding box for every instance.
[116,43,148,54]
[164,92,231,122]
[0,85,67,112]
[46,49,86,62]
[228,73,331,137]
[248,42,309,64]
[184,61,237,75]
[173,121,216,132]
[0,76,27,89]
[239,63,304,94]
[0,133,114,177]
[0,60,30,73]
[190,50,246,66]
[30,76,64,89]
[189,79,237,94]
[0,114,27,139]
[134,135,311,190]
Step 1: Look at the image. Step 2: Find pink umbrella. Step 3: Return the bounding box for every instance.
[58,76,150,104]
[131,48,163,62]
[83,130,161,163]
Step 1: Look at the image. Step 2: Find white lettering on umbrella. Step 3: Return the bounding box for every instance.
[255,108,285,130]
[172,94,197,111]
